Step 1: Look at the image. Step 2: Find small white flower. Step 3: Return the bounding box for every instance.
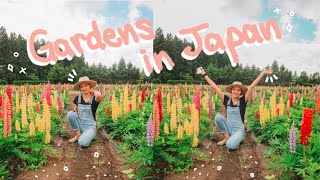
[94,152,99,158]
[104,174,107,177]
[217,166,222,171]
[108,162,111,165]
[250,173,254,178]
[93,166,96,168]
[209,152,212,154]
[244,166,247,169]
[42,170,45,172]
[115,175,117,178]
[199,172,201,175]
[201,164,204,167]
[35,175,38,178]
[56,173,59,176]
[85,175,90,177]
[211,158,215,161]
[250,156,253,158]
[54,164,56,166]
[193,177,195,179]
[255,161,258,164]
[207,174,209,176]
[46,175,48,177]
[64,166,69,171]
[193,168,197,171]
[186,176,189,179]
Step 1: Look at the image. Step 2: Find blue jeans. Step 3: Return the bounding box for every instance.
[214,113,245,150]
[67,111,96,147]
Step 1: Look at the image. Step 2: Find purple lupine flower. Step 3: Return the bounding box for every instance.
[146,117,154,147]
[289,122,296,153]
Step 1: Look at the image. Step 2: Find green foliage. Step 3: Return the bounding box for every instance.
[246,94,320,179]
[98,91,212,178]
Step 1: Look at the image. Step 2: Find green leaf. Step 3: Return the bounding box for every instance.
[121,169,133,174]
[128,174,134,179]
[264,174,276,179]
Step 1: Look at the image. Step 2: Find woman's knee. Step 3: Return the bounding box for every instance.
[214,113,225,123]
[226,141,240,150]
[78,129,96,147]
[67,111,77,121]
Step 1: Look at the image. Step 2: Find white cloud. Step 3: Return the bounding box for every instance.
[154,0,320,75]
[0,0,152,73]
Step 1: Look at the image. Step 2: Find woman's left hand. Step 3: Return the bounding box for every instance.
[90,89,95,94]
[263,69,273,75]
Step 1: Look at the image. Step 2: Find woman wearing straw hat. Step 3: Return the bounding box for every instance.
[67,76,102,147]
[198,67,272,150]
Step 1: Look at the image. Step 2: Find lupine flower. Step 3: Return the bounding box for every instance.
[164,123,169,134]
[146,116,154,147]
[289,122,296,153]
[157,89,163,122]
[300,108,313,146]
[106,107,111,115]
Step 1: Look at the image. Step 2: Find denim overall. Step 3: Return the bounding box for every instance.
[214,98,245,150]
[67,95,97,147]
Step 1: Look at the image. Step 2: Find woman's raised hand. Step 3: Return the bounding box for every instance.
[196,67,206,75]
[263,69,273,75]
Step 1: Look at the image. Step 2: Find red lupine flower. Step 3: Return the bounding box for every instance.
[141,89,145,103]
[157,89,163,122]
[192,89,201,111]
[36,103,40,113]
[5,86,13,120]
[129,103,132,112]
[138,103,143,110]
[255,111,259,119]
[299,108,314,146]
[286,109,290,116]
[276,108,280,116]
[109,95,112,101]
[106,107,111,115]
[289,93,293,107]
[46,82,51,106]
[187,105,191,115]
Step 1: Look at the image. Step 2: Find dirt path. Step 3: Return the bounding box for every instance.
[165,132,267,180]
[16,91,125,180]
[16,120,125,180]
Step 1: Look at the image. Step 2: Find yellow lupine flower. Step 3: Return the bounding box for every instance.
[28,93,34,116]
[166,93,170,114]
[192,134,198,147]
[177,124,183,140]
[29,121,35,136]
[35,114,41,131]
[45,131,51,144]
[15,120,21,131]
[15,91,20,113]
[123,86,129,114]
[170,97,177,131]
[132,90,136,111]
[21,93,28,129]
[164,123,169,134]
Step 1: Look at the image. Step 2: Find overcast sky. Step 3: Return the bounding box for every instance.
[1,0,319,76]
[154,0,320,75]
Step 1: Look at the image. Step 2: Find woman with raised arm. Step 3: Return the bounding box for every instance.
[67,76,102,147]
[198,67,272,150]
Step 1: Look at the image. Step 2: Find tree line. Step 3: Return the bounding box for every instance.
[0,26,319,86]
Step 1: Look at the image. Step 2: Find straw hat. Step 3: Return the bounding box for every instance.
[73,76,97,91]
[226,81,248,95]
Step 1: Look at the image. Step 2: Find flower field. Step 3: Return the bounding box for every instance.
[0,83,319,179]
